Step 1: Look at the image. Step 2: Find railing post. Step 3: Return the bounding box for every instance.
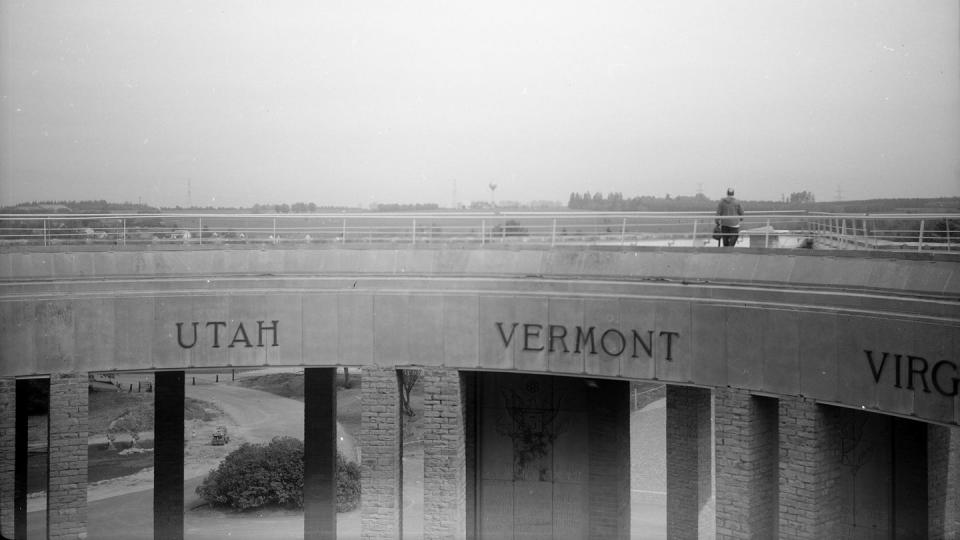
[765,219,770,248]
[412,218,417,245]
[198,216,203,246]
[43,218,48,246]
[946,218,952,252]
[918,219,925,252]
[273,217,278,244]
[122,218,127,246]
[481,219,486,245]
[691,219,698,247]
[342,218,347,242]
[551,218,557,247]
[841,219,847,248]
[620,218,627,246]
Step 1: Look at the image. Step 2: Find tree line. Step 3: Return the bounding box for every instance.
[567,192,959,214]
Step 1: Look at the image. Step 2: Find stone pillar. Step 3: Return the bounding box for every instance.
[0,378,14,539]
[360,367,401,539]
[588,379,630,539]
[422,368,467,540]
[461,372,477,540]
[928,424,960,539]
[48,373,89,540]
[777,396,843,539]
[666,385,713,539]
[304,368,337,540]
[14,379,29,540]
[154,371,185,540]
[892,417,927,536]
[714,389,778,539]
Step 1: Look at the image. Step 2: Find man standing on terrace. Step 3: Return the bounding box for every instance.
[716,188,744,247]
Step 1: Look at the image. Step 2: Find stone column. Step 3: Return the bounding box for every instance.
[928,424,960,539]
[154,371,185,540]
[0,377,14,539]
[588,379,630,539]
[714,388,778,540]
[777,396,843,539]
[360,367,401,539]
[666,385,713,539]
[422,368,467,540]
[48,373,89,540]
[14,379,29,540]
[304,368,337,540]
[461,372,477,540]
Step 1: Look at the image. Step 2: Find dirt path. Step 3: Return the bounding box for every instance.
[33,380,359,506]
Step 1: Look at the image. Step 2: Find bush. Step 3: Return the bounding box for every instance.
[337,453,361,512]
[196,436,362,513]
[197,437,304,510]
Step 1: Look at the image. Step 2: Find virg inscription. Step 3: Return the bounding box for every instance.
[176,320,279,349]
[496,321,679,360]
[865,349,959,397]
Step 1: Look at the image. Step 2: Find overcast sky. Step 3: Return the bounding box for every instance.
[1,0,957,208]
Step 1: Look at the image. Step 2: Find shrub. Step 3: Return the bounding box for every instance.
[337,453,361,512]
[196,436,362,513]
[196,437,304,510]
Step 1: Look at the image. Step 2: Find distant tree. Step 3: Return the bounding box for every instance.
[789,191,816,204]
[399,369,421,417]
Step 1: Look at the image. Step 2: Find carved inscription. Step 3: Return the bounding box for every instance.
[865,349,958,397]
[176,320,279,349]
[496,321,679,360]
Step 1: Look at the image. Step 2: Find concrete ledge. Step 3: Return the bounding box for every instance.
[2,247,958,298]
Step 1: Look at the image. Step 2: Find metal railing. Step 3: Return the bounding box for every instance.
[0,211,956,252]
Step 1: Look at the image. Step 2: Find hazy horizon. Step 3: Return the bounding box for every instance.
[2,1,958,209]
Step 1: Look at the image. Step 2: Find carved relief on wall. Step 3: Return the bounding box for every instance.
[495,377,567,481]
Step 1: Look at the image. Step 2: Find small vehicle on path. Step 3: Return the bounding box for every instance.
[211,426,230,445]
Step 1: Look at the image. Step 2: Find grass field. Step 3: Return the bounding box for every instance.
[88,441,157,483]
[88,386,217,435]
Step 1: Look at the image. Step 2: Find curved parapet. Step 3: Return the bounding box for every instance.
[1,246,958,426]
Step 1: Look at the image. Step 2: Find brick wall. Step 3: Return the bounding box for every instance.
[422,368,467,540]
[0,377,14,539]
[47,372,88,540]
[714,389,778,539]
[928,424,960,539]
[778,396,842,539]
[360,367,402,540]
[666,385,713,539]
